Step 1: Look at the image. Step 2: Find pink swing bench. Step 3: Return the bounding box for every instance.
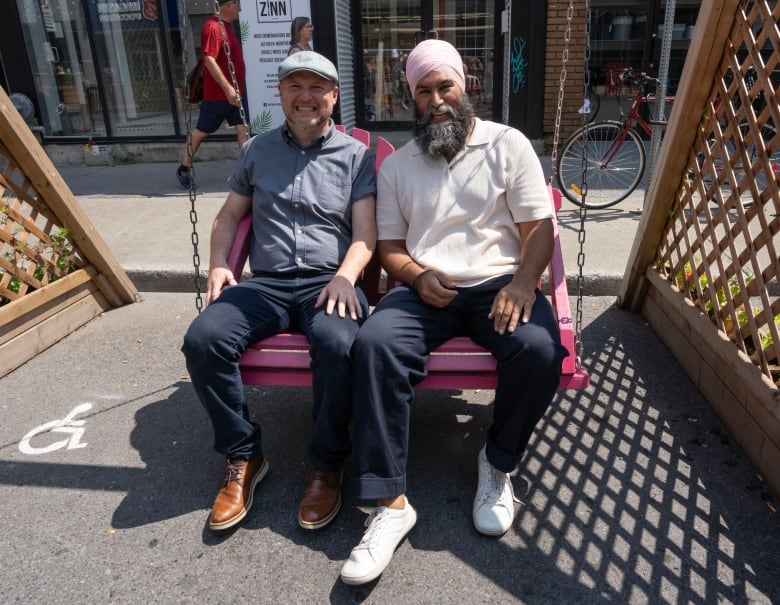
[225,131,589,391]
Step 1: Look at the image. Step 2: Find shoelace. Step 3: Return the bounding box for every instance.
[354,507,392,551]
[223,461,245,487]
[477,463,520,506]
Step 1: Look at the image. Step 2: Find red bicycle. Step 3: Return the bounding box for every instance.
[556,69,673,209]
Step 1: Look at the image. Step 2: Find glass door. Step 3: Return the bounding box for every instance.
[432,1,494,118]
[359,0,495,127]
[17,0,99,136]
[16,0,181,139]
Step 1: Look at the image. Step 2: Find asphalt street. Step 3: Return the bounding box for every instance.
[1,155,779,603]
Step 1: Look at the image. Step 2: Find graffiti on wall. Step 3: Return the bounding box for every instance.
[510,36,527,94]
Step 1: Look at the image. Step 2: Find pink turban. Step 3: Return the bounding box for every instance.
[405,39,465,98]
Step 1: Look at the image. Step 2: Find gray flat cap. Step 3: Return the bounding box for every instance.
[278,51,339,83]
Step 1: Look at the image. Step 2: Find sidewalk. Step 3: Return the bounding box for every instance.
[60,158,646,294]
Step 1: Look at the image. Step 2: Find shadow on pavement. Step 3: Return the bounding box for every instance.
[2,296,778,602]
[332,303,780,602]
[556,207,643,231]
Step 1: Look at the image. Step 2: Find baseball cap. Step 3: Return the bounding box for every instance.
[278,51,339,83]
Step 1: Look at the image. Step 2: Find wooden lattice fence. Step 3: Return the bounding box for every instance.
[621,0,780,493]
[0,86,138,378]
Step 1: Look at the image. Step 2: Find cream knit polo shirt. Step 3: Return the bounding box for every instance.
[377,118,554,287]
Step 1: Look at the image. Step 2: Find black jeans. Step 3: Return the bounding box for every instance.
[182,272,367,470]
[351,274,567,500]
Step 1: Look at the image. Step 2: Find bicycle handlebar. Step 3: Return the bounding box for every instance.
[620,67,661,88]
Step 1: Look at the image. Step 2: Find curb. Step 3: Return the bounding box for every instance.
[126,269,627,297]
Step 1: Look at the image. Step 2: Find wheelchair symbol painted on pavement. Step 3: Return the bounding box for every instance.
[18,403,93,455]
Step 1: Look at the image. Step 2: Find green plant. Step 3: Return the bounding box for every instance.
[50,227,77,273]
[252,110,273,134]
[756,313,780,351]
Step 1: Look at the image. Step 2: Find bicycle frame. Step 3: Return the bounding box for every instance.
[603,75,675,166]
[556,69,675,209]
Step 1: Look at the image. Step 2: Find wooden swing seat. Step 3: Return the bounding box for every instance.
[225,131,589,391]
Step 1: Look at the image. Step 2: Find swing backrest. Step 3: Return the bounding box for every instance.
[350,127,371,147]
[226,129,589,390]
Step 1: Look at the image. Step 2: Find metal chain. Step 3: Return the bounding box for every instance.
[180,0,204,313]
[215,0,248,132]
[549,0,588,372]
[548,0,573,183]
[574,0,592,370]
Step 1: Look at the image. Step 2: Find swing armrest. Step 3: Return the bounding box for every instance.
[547,187,579,380]
[226,214,253,280]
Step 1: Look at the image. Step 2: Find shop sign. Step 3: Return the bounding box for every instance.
[244,0,310,133]
[142,0,159,21]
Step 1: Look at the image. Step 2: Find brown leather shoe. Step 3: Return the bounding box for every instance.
[298,468,342,530]
[209,455,269,531]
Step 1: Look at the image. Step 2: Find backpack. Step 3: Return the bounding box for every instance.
[185,58,203,103]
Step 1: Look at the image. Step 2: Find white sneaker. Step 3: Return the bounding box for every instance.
[340,499,417,585]
[473,447,518,536]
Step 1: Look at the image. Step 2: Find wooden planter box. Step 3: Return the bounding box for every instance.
[641,270,780,495]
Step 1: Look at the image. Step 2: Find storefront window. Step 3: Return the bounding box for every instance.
[17,0,181,139]
[88,0,177,137]
[589,1,701,96]
[18,0,100,136]
[359,0,494,125]
[433,3,493,117]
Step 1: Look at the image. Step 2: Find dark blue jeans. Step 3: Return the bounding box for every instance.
[351,275,568,500]
[182,272,368,470]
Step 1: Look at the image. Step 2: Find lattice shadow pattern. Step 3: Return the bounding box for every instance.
[515,304,779,603]
[398,302,779,603]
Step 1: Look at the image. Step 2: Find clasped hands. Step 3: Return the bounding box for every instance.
[414,269,536,335]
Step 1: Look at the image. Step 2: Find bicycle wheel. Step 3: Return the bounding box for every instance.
[556,120,647,209]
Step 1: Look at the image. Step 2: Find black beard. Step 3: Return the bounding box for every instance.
[412,97,475,159]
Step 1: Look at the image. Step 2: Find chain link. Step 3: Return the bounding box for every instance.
[549,0,588,372]
[548,1,573,183]
[181,1,251,314]
[180,0,204,313]
[215,0,249,133]
[574,0,592,370]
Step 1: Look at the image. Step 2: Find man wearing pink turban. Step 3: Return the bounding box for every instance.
[341,39,567,585]
[403,38,467,98]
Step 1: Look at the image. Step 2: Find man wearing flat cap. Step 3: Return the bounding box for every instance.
[340,39,567,585]
[183,51,376,533]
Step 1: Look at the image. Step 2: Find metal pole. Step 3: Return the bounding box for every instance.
[648,0,676,188]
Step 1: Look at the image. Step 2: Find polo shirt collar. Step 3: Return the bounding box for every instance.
[465,117,489,147]
[282,119,335,149]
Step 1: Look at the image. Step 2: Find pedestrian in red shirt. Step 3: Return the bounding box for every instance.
[177,0,249,189]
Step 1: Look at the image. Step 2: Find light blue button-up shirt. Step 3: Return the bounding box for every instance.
[228,122,376,274]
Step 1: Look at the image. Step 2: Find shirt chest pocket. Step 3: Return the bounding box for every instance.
[316,173,350,217]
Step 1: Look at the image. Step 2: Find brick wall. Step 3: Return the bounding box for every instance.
[544,2,587,151]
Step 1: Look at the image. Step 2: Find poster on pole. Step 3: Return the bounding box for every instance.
[242,0,311,134]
